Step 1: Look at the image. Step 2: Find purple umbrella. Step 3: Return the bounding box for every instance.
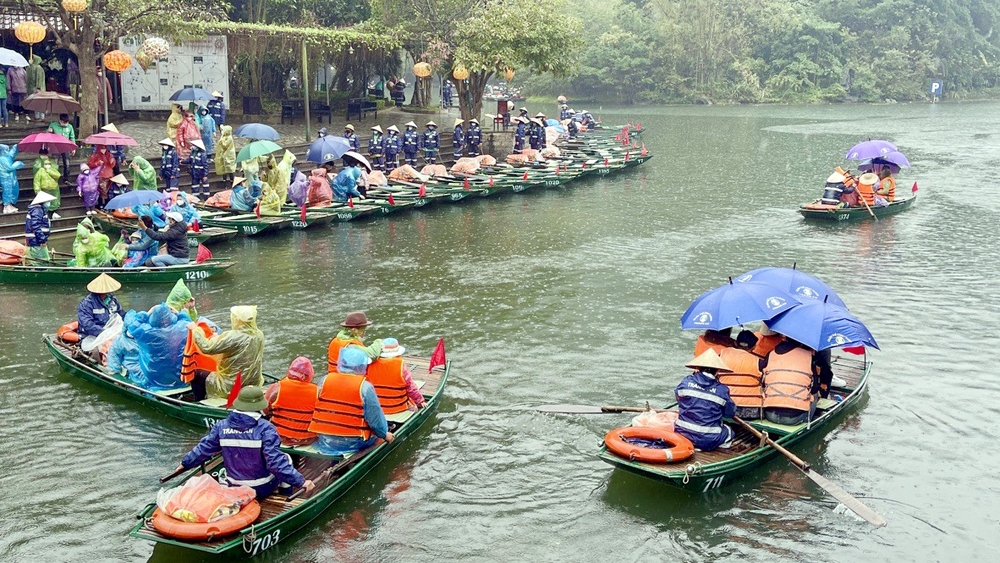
[876,151,909,168]
[845,140,897,161]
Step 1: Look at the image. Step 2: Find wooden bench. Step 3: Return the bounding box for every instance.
[280,99,305,124]
[310,100,332,124]
[346,98,377,120]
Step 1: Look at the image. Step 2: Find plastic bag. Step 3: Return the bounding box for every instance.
[630,410,678,431]
[157,474,256,523]
[81,313,122,352]
[450,158,480,174]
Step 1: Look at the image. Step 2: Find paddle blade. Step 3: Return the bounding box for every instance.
[801,467,887,528]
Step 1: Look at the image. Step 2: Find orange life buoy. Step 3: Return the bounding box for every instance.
[150,500,261,541]
[112,209,139,219]
[57,321,81,344]
[604,425,695,463]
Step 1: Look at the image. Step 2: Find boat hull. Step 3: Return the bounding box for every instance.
[799,196,916,221]
[0,260,234,284]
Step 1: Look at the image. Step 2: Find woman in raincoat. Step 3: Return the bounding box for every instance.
[230,179,257,212]
[129,304,189,391]
[122,229,157,268]
[0,144,24,214]
[166,103,183,140]
[198,107,216,157]
[215,125,236,182]
[32,150,61,215]
[133,204,167,229]
[288,167,309,207]
[241,156,260,185]
[165,279,203,322]
[129,155,158,190]
[176,112,200,161]
[76,163,101,215]
[270,150,295,204]
[307,169,333,207]
[71,218,116,267]
[87,145,117,207]
[188,305,265,399]
[332,166,364,203]
[171,191,200,225]
[107,310,142,382]
[257,182,282,216]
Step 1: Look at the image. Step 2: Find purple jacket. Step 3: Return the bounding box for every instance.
[181,411,305,497]
[7,67,25,95]
[77,166,101,208]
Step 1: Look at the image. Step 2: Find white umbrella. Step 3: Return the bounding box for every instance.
[0,48,29,68]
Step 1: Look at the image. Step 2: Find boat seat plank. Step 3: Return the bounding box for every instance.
[385,410,415,424]
[153,386,191,397]
[200,397,228,407]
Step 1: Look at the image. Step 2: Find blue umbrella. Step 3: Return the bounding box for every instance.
[846,140,897,160]
[734,267,847,308]
[767,299,879,351]
[306,136,351,163]
[680,279,799,330]
[234,123,280,141]
[168,88,215,102]
[104,190,168,210]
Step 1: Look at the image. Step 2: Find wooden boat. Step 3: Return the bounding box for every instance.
[129,357,449,555]
[799,196,916,222]
[0,259,235,284]
[199,213,294,236]
[92,211,240,247]
[370,184,453,208]
[278,209,337,230]
[294,202,382,221]
[597,354,869,492]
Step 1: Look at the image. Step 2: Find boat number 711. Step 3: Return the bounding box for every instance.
[702,475,725,492]
[249,529,281,555]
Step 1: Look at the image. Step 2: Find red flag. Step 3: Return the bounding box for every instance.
[636,122,642,131]
[581,162,586,169]
[300,204,307,222]
[604,157,609,166]
[641,143,648,157]
[388,193,396,205]
[842,346,866,355]
[418,183,426,197]
[254,202,261,218]
[463,177,470,190]
[190,220,201,233]
[224,371,244,409]
[347,197,354,208]
[489,176,494,187]
[522,171,528,181]
[625,151,630,162]
[555,165,559,175]
[428,338,447,373]
[912,182,918,193]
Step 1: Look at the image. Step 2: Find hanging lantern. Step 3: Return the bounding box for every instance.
[141,37,170,60]
[452,65,469,80]
[61,0,88,12]
[503,68,515,81]
[103,50,132,73]
[135,47,154,71]
[15,22,46,58]
[413,62,432,78]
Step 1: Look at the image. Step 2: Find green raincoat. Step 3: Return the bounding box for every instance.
[215,125,236,176]
[71,218,116,267]
[193,305,265,398]
[26,55,45,93]
[165,279,198,320]
[33,157,61,211]
[334,327,383,360]
[130,156,158,190]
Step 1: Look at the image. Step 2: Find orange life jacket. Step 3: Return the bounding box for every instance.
[717,348,764,409]
[308,373,371,440]
[181,321,219,383]
[327,336,364,373]
[878,177,896,201]
[366,356,411,414]
[835,167,857,189]
[694,335,730,357]
[856,176,876,205]
[762,347,814,412]
[270,378,319,442]
[752,332,782,359]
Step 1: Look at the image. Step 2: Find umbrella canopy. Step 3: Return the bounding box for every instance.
[83,131,139,147]
[22,91,82,114]
[168,88,215,102]
[734,267,847,308]
[0,48,28,67]
[18,132,78,154]
[236,140,282,163]
[680,280,799,330]
[766,300,879,351]
[857,159,899,175]
[342,150,372,172]
[307,136,351,163]
[845,140,897,161]
[105,190,168,210]
[874,150,909,168]
[234,123,280,141]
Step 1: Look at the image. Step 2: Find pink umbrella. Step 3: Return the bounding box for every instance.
[18,132,78,154]
[83,131,140,147]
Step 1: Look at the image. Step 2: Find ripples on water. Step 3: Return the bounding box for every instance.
[2,103,999,561]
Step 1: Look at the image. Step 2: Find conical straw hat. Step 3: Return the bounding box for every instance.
[101,123,120,133]
[31,191,56,206]
[453,118,463,127]
[685,349,730,372]
[110,174,129,185]
[232,176,246,188]
[87,273,121,294]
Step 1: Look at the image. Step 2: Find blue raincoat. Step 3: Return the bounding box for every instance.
[123,231,158,268]
[128,304,188,391]
[332,167,363,202]
[133,203,167,229]
[199,112,217,155]
[107,310,141,380]
[171,193,200,224]
[230,184,255,212]
[0,144,24,206]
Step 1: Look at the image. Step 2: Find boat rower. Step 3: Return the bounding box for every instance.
[674,349,737,451]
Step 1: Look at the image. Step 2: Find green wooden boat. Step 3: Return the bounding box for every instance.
[92,211,240,247]
[372,185,452,207]
[129,358,449,556]
[293,202,381,222]
[799,196,916,222]
[199,213,294,236]
[0,259,235,285]
[597,355,869,492]
[279,209,337,230]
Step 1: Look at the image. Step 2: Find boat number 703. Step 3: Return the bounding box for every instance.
[249,529,281,555]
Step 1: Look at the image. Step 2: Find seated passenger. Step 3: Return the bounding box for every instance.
[674,350,737,451]
[128,303,189,391]
[122,226,158,269]
[77,273,125,342]
[171,191,201,225]
[187,306,265,400]
[230,178,257,212]
[366,338,427,413]
[758,337,831,425]
[175,386,314,500]
[752,322,783,358]
[309,346,396,456]
[327,311,383,372]
[717,331,765,420]
[694,328,736,356]
[875,168,895,206]
[164,278,200,322]
[71,217,116,267]
[106,310,141,381]
[265,356,319,446]
[838,184,860,208]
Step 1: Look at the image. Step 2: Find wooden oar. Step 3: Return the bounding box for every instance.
[536,404,663,414]
[285,439,385,501]
[734,416,886,527]
[0,249,61,266]
[159,465,189,484]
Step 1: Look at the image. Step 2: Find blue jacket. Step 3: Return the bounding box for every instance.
[528,124,543,149]
[560,108,570,120]
[442,83,452,99]
[133,203,167,229]
[160,147,179,180]
[207,98,226,124]
[384,133,402,157]
[453,125,464,149]
[182,411,305,497]
[189,149,208,182]
[332,167,363,202]
[422,129,439,151]
[344,132,359,151]
[77,292,123,337]
[674,371,737,451]
[124,231,158,268]
[128,304,187,391]
[514,123,526,151]
[368,133,384,156]
[466,124,482,146]
[403,130,420,153]
[231,185,255,212]
[24,204,50,246]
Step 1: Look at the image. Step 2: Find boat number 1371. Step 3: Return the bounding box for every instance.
[249,529,281,555]
[703,475,724,492]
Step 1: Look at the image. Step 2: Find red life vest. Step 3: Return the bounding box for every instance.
[308,373,371,440]
[327,336,364,373]
[762,347,814,412]
[270,378,319,442]
[366,357,411,414]
[717,348,764,410]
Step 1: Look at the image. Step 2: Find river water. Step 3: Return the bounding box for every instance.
[1,102,997,562]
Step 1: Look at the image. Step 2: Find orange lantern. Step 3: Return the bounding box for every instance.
[413,62,432,78]
[15,22,46,58]
[452,65,469,80]
[103,50,132,73]
[503,68,515,81]
[62,0,88,12]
